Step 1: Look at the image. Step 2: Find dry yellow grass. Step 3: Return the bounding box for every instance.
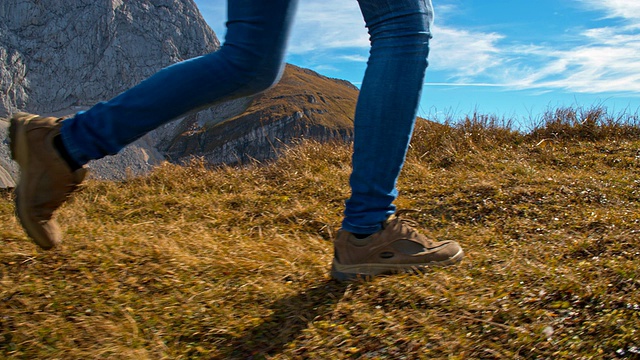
[1,108,639,359]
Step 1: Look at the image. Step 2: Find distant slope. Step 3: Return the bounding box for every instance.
[159,64,359,165]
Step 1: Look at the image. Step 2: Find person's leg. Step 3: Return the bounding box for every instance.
[332,0,463,281]
[10,0,298,249]
[61,0,298,166]
[342,0,433,234]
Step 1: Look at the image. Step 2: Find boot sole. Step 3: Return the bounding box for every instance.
[10,114,57,250]
[331,247,464,282]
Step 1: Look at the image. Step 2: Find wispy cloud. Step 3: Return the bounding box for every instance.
[425,82,508,88]
[338,55,368,63]
[427,1,640,95]
[288,0,368,54]
[528,39,640,94]
[507,3,640,94]
[577,0,640,21]
[428,26,505,78]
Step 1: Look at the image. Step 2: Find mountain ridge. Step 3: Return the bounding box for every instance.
[160,64,358,165]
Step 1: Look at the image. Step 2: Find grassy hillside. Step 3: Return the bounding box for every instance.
[1,107,639,359]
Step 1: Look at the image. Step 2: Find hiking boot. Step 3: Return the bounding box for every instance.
[331,214,464,281]
[9,112,88,249]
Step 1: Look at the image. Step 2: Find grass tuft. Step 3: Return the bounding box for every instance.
[529,105,640,142]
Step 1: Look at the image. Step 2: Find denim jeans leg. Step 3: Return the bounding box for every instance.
[342,0,433,234]
[60,0,298,165]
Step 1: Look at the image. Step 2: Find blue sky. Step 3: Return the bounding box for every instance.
[193,0,640,128]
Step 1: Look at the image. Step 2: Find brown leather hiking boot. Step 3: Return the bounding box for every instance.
[9,112,88,249]
[331,214,464,281]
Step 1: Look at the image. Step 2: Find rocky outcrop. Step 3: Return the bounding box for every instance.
[0,118,18,187]
[0,0,219,116]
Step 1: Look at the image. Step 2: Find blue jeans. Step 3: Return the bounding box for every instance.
[60,0,433,234]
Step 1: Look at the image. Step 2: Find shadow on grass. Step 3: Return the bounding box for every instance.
[215,279,353,359]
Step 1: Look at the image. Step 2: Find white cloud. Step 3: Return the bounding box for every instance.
[532,42,640,93]
[427,2,640,95]
[508,3,640,94]
[288,0,368,54]
[338,54,368,63]
[578,0,640,21]
[425,83,506,87]
[428,26,505,78]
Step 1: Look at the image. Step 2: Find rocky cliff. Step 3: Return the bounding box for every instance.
[0,0,219,116]
[0,0,358,188]
[0,118,18,188]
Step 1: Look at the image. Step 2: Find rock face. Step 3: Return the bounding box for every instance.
[0,0,219,116]
[0,118,18,188]
[0,0,358,188]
